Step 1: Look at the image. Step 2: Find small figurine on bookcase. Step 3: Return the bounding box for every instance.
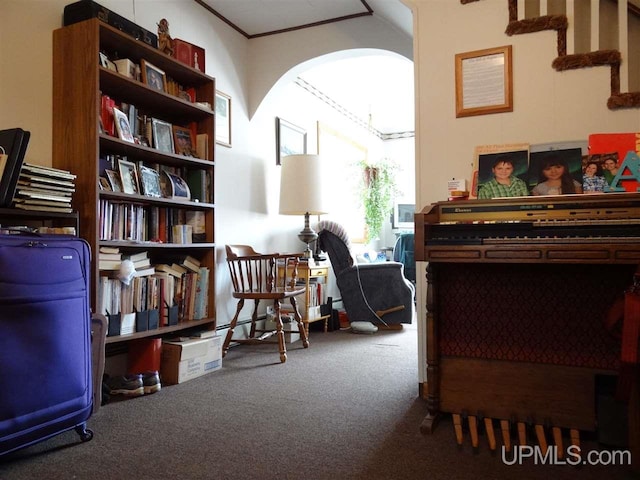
[157,18,174,56]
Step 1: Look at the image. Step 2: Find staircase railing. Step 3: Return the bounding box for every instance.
[463,0,640,109]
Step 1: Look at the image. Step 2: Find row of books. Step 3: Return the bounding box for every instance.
[97,248,209,326]
[13,162,76,213]
[98,200,207,244]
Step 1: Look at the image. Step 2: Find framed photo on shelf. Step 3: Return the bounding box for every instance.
[118,159,140,195]
[141,59,166,92]
[215,91,231,147]
[139,166,162,197]
[98,176,111,191]
[161,170,191,200]
[113,107,135,143]
[105,169,123,192]
[172,125,196,157]
[151,118,174,154]
[392,202,415,229]
[455,45,513,118]
[276,117,306,165]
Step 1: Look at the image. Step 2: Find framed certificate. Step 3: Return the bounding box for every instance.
[455,45,513,118]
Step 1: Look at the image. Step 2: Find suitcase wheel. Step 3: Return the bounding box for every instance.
[75,425,94,442]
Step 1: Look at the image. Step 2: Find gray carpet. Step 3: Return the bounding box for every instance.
[0,323,635,479]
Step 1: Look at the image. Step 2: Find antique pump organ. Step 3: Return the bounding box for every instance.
[415,193,640,459]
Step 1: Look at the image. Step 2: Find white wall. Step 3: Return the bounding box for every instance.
[0,0,414,330]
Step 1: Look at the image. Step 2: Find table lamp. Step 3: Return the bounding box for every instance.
[279,154,328,258]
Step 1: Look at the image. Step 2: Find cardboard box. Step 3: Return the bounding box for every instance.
[113,59,137,79]
[264,318,301,344]
[173,38,205,73]
[161,335,221,384]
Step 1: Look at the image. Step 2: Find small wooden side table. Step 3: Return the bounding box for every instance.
[279,261,331,336]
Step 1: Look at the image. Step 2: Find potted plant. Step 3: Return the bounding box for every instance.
[359,159,398,243]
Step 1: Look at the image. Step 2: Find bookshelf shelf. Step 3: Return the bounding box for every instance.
[53,18,216,345]
[105,318,213,344]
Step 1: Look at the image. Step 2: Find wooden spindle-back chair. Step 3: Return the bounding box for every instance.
[223,245,309,363]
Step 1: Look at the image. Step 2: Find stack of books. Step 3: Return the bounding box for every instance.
[98,246,122,271]
[13,163,76,213]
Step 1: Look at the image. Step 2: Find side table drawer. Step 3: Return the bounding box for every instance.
[309,267,328,277]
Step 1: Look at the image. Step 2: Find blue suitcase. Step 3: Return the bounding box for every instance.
[0,234,94,455]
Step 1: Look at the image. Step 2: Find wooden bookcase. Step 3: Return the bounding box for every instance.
[52,19,216,344]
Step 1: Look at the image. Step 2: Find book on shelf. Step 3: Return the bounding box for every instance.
[193,266,209,320]
[173,255,201,273]
[99,259,122,270]
[14,203,73,213]
[185,170,208,203]
[155,263,185,278]
[100,246,120,254]
[21,162,77,181]
[134,266,156,277]
[196,133,209,160]
[98,251,122,261]
[124,251,148,262]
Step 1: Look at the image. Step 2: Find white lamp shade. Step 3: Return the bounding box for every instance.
[279,154,328,215]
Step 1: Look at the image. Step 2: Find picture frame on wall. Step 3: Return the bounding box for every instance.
[141,59,167,92]
[276,117,306,165]
[215,91,231,148]
[151,118,174,154]
[455,45,513,118]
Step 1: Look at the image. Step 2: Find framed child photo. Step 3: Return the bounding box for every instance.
[141,59,166,92]
[118,159,140,195]
[113,107,135,143]
[172,125,196,157]
[151,118,174,154]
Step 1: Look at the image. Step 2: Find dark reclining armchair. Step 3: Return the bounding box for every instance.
[316,221,414,326]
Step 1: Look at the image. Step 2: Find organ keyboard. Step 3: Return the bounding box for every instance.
[415,193,640,264]
[415,193,640,465]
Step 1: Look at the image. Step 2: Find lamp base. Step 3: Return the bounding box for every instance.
[298,212,317,258]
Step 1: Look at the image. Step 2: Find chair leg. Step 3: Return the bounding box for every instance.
[222,298,244,357]
[290,296,309,348]
[273,300,287,363]
[249,299,259,338]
